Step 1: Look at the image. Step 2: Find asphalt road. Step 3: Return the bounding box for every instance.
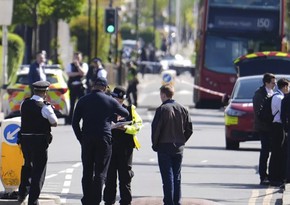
[0,73,287,205]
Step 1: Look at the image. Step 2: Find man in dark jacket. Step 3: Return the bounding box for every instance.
[151,84,193,205]
[252,73,276,185]
[28,51,47,94]
[72,77,129,205]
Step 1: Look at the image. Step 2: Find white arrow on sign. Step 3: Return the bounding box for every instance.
[7,127,20,140]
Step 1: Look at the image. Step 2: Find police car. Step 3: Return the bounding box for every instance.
[2,65,70,119]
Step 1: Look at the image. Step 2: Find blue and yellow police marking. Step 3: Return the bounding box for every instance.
[0,117,23,192]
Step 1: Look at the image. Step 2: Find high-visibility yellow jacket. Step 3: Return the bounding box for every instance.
[124,105,143,149]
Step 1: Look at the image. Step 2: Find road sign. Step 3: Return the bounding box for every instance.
[161,70,176,85]
[3,124,20,145]
[0,117,23,192]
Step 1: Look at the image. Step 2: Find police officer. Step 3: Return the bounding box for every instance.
[86,57,107,93]
[126,61,139,107]
[66,52,89,124]
[18,81,58,205]
[103,86,142,205]
[72,77,129,205]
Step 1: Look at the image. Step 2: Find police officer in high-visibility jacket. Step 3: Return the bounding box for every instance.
[103,86,142,205]
[18,80,58,205]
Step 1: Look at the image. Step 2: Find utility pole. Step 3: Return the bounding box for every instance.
[135,0,139,42]
[88,0,92,61]
[95,0,98,57]
[153,0,157,47]
[175,0,181,54]
[168,0,172,53]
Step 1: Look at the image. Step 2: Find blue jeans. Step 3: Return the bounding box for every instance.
[157,148,183,205]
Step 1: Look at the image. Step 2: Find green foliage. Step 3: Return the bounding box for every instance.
[120,24,137,40]
[51,0,85,22]
[13,0,85,26]
[0,32,25,82]
[70,15,89,56]
[70,10,111,62]
[139,27,155,45]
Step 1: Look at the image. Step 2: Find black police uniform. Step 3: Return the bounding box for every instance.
[72,77,129,205]
[18,81,57,205]
[103,87,136,205]
[67,63,85,124]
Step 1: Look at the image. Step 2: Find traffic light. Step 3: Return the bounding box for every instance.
[105,8,117,34]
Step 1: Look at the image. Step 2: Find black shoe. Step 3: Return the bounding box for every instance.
[260,178,270,186]
[17,195,26,203]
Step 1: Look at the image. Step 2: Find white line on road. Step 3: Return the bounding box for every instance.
[248,189,258,204]
[263,188,274,205]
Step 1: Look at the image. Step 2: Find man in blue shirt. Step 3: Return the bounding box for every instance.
[72,77,129,205]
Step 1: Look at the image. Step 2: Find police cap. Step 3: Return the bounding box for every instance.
[32,81,50,91]
[93,77,108,87]
[111,86,127,99]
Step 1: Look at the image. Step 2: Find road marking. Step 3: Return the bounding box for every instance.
[263,188,274,205]
[45,174,58,179]
[248,189,258,204]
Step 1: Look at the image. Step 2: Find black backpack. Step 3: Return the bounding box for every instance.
[258,93,279,124]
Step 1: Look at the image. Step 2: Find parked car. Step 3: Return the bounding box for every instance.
[224,74,290,150]
[159,54,194,75]
[2,64,70,119]
[224,51,290,150]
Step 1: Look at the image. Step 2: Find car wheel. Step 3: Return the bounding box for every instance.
[226,139,239,150]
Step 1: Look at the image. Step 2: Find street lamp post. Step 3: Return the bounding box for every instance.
[0,0,13,112]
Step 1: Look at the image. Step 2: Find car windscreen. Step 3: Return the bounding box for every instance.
[16,74,58,85]
[231,78,262,100]
[236,58,290,77]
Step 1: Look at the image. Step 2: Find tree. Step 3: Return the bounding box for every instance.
[12,0,85,59]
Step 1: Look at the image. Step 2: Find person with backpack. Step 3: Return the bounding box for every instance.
[253,73,276,185]
[269,78,289,186]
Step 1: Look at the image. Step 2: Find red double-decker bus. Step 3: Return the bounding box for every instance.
[194,0,286,108]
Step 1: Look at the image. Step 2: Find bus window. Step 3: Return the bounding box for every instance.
[205,36,247,74]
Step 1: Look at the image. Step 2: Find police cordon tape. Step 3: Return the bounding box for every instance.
[180,80,226,97]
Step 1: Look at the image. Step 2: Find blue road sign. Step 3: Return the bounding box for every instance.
[4,124,20,144]
[163,73,172,83]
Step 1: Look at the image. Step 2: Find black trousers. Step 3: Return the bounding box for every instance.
[81,137,112,205]
[269,123,286,182]
[126,85,137,107]
[258,130,271,180]
[103,145,134,205]
[68,84,85,124]
[18,135,49,205]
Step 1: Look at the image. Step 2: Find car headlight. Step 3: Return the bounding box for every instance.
[225,107,246,117]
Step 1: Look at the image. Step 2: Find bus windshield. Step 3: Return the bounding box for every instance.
[204,35,279,74]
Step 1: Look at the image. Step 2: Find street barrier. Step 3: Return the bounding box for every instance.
[0,117,23,193]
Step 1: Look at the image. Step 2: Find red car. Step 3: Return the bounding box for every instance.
[224,51,290,150]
